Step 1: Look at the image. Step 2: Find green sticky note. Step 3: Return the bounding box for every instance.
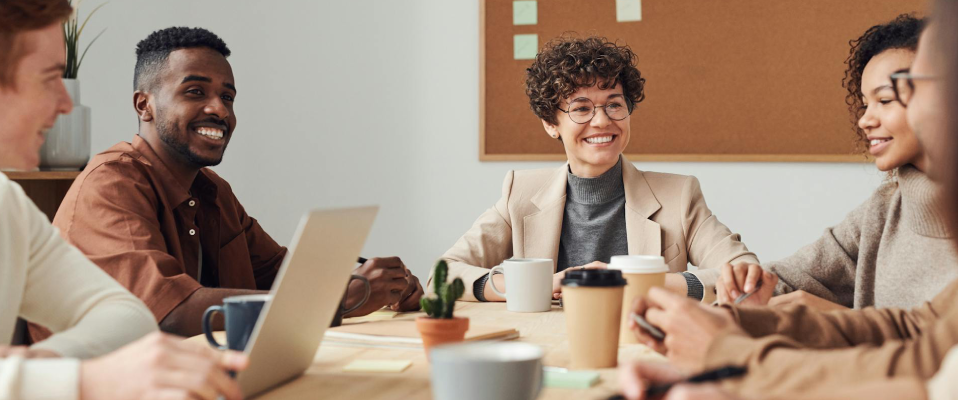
[544,370,601,389]
[514,34,538,60]
[616,0,642,22]
[513,1,537,25]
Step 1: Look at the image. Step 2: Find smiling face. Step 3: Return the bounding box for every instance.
[0,23,74,170]
[858,49,926,172]
[135,47,236,168]
[542,83,631,177]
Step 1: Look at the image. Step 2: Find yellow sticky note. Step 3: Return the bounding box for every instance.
[343,360,412,373]
[348,309,399,323]
[616,0,642,22]
[513,1,537,25]
[514,34,538,60]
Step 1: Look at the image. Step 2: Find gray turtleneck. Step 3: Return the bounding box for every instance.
[556,159,629,272]
[769,165,958,309]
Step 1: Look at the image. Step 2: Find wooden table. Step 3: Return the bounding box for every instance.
[193,302,666,399]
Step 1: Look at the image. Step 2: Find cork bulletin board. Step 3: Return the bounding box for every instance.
[480,0,925,162]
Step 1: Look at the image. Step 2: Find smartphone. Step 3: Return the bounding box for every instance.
[631,313,665,341]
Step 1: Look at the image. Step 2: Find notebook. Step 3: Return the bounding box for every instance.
[324,319,520,350]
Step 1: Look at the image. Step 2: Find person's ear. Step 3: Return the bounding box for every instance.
[133,91,154,122]
[542,119,561,140]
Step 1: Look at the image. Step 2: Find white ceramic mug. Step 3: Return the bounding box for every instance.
[430,342,544,400]
[488,258,553,313]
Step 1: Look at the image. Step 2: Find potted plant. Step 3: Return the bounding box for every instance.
[40,1,107,170]
[416,260,468,358]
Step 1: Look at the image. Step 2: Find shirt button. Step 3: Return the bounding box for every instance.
[189,200,196,207]
[189,229,196,236]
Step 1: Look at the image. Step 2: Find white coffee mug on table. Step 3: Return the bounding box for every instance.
[488,258,553,313]
[430,342,544,400]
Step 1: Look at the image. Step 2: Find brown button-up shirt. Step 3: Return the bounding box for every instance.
[29,135,286,342]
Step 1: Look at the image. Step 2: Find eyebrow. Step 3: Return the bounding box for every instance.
[182,75,237,93]
[570,93,625,102]
[44,63,66,74]
[870,84,893,96]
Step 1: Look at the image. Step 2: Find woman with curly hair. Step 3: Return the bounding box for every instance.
[438,36,758,303]
[716,14,958,312]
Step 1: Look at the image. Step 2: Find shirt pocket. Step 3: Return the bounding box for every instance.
[217,232,254,287]
[662,243,681,264]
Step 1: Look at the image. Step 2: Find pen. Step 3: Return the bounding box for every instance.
[646,366,747,397]
[605,366,747,400]
[357,257,367,264]
[734,279,763,304]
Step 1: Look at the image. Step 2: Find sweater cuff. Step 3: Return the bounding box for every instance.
[473,274,490,302]
[681,272,705,301]
[2,357,81,400]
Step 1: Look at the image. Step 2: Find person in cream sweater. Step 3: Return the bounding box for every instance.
[1,1,249,398]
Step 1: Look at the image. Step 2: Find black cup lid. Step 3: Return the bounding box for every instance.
[561,269,627,287]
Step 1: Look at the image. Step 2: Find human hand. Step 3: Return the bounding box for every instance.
[768,290,848,311]
[552,261,607,299]
[618,361,686,400]
[715,263,777,306]
[390,270,424,312]
[633,287,745,372]
[0,346,59,358]
[346,257,408,317]
[661,384,743,400]
[79,332,248,400]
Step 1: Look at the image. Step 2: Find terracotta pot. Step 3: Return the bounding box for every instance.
[416,316,469,359]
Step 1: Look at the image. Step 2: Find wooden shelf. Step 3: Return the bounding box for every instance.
[3,171,81,181]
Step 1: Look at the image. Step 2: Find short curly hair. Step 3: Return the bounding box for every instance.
[843,14,924,153]
[134,26,231,91]
[525,35,645,127]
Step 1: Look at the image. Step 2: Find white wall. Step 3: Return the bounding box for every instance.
[79,0,885,279]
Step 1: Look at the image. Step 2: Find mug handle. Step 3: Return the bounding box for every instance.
[488,265,506,298]
[340,275,371,316]
[202,305,227,350]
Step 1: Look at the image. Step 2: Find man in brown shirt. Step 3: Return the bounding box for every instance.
[30,27,423,340]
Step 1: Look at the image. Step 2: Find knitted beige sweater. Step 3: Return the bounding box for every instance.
[769,165,958,309]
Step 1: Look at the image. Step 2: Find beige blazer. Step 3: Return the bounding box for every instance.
[438,157,758,303]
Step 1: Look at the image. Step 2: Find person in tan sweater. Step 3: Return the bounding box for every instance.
[714,15,958,312]
[618,12,958,400]
[439,36,757,304]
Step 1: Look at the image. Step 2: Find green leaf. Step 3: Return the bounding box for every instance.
[75,28,106,77]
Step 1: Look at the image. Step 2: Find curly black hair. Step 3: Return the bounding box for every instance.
[133,26,231,91]
[525,35,645,128]
[843,14,924,154]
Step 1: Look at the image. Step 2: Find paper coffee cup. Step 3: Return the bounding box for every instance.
[609,256,669,344]
[561,269,626,369]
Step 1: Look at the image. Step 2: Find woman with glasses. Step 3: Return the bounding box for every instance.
[716,14,958,312]
[437,36,758,303]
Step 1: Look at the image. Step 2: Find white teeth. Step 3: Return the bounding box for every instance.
[585,136,613,144]
[870,138,890,146]
[196,127,224,140]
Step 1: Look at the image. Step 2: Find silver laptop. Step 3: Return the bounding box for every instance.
[237,206,378,396]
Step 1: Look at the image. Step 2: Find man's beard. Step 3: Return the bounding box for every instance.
[155,113,224,167]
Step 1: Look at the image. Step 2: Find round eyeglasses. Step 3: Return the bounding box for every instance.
[890,70,938,107]
[556,97,633,124]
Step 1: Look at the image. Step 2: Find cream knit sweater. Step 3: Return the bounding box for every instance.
[769,165,958,308]
[0,173,157,399]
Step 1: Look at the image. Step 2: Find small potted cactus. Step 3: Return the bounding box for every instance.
[416,260,468,358]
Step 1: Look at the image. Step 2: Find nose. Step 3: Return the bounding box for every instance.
[56,79,73,115]
[591,106,612,128]
[857,105,879,131]
[204,97,229,120]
